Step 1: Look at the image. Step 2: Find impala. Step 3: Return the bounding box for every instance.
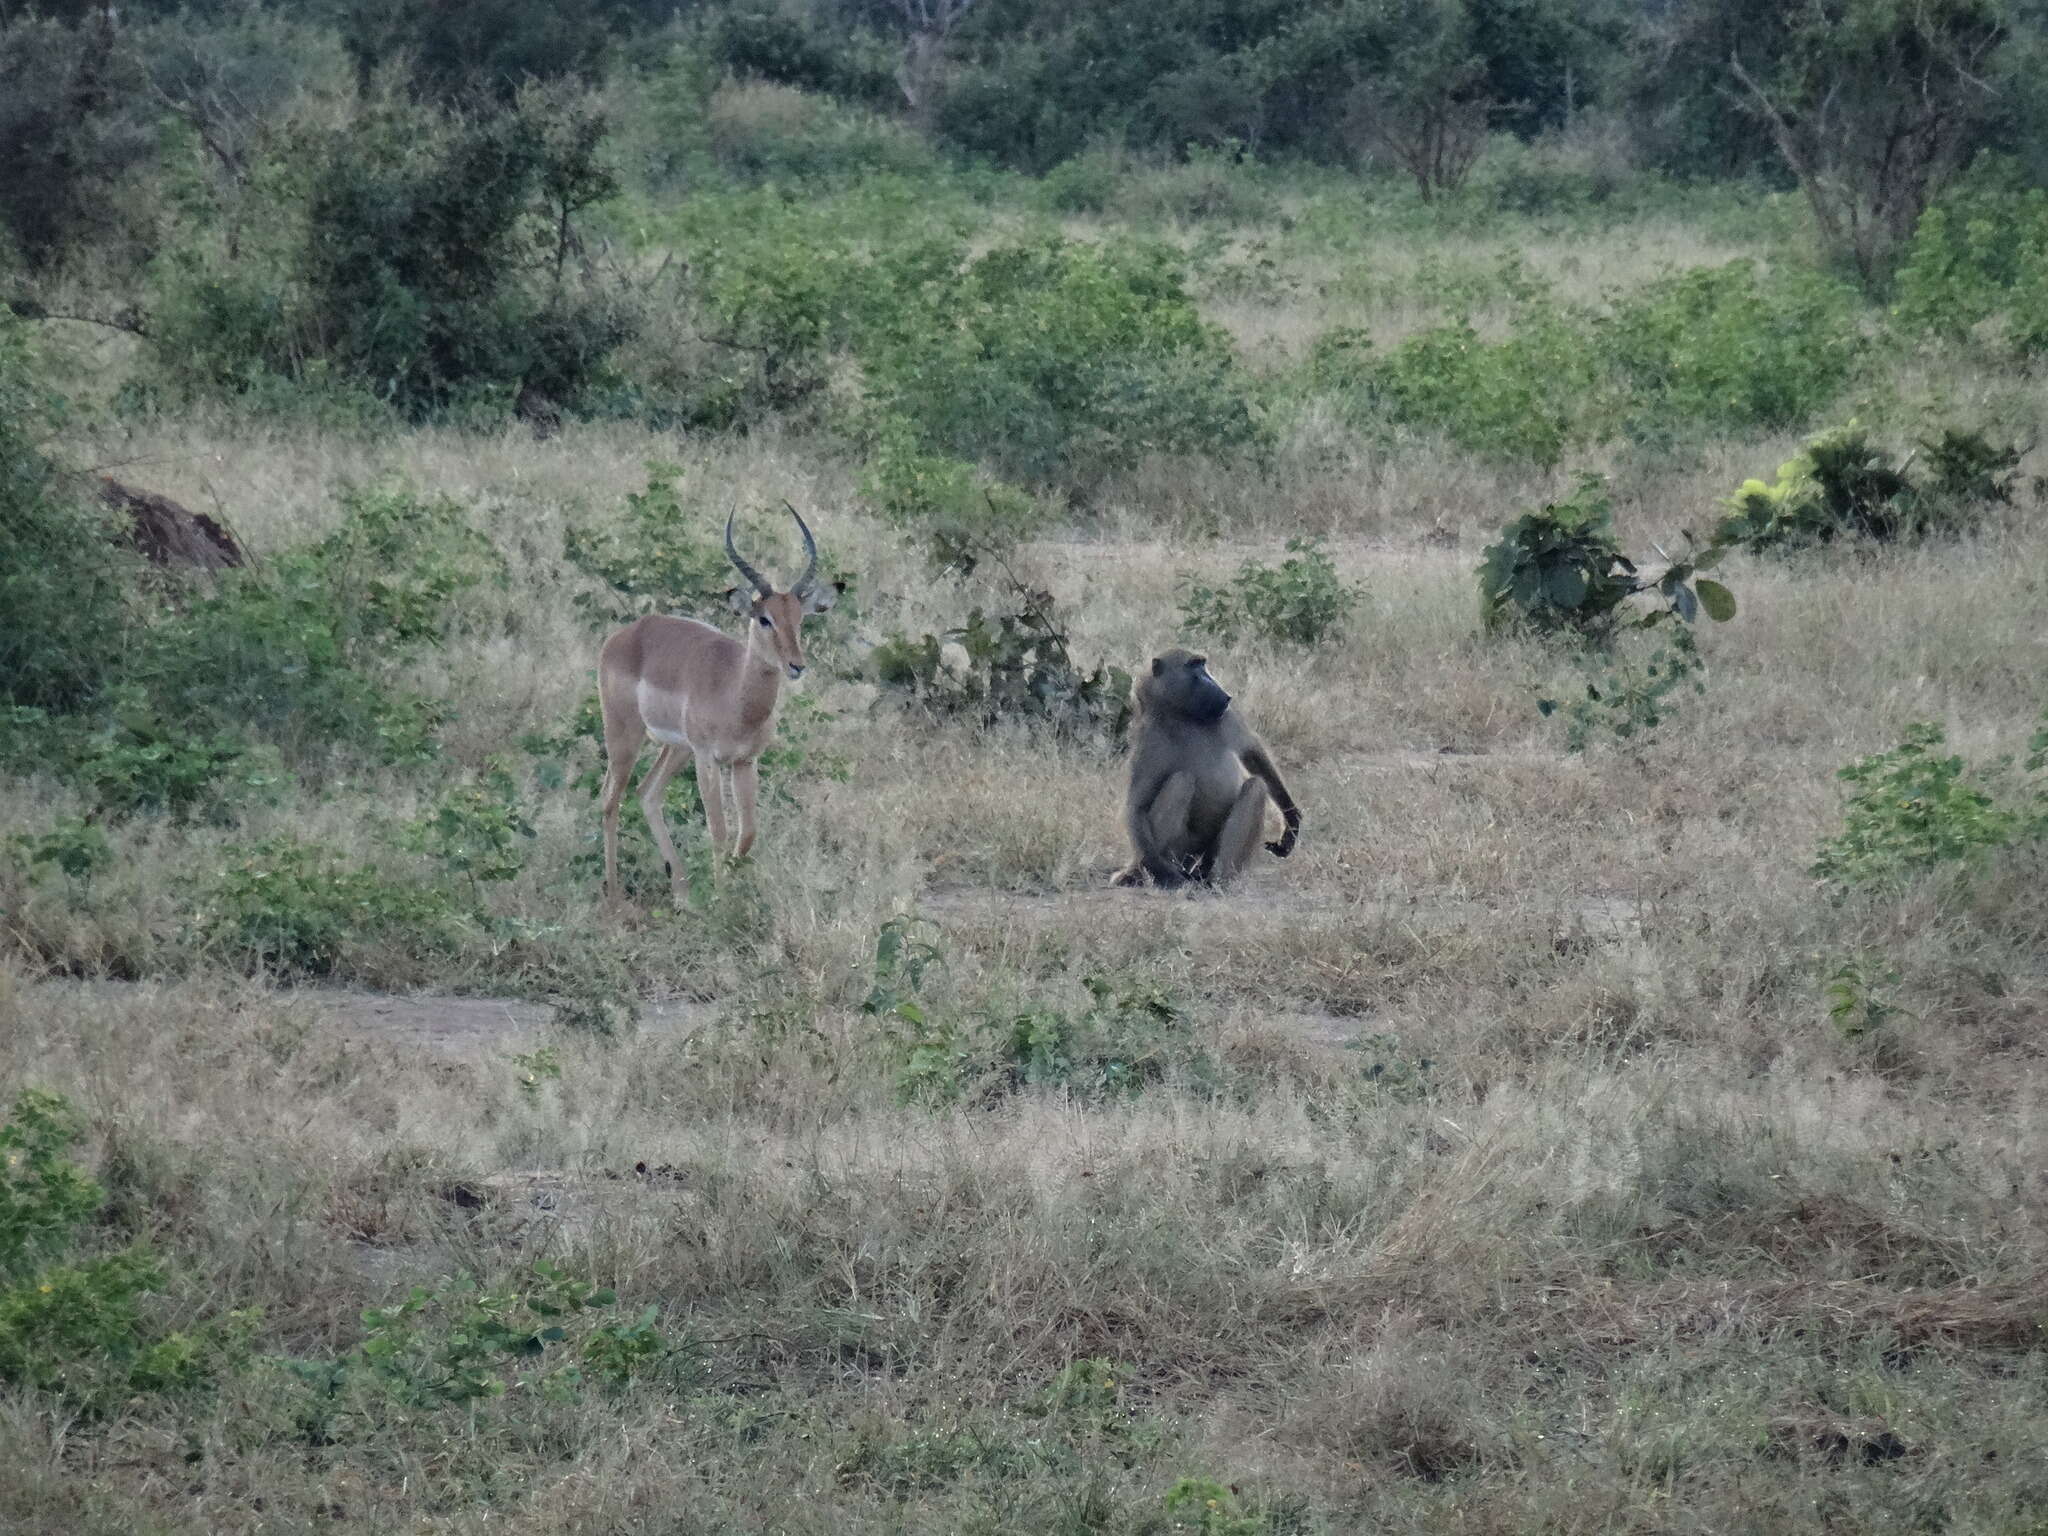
[598,504,841,902]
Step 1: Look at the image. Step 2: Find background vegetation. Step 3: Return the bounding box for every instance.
[3,0,2047,1530]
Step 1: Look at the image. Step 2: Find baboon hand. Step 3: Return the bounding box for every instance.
[1265,806,1302,858]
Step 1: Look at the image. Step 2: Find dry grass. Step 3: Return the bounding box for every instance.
[4,183,2047,1534]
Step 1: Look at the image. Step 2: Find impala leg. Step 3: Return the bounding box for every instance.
[732,758,760,860]
[638,745,691,903]
[693,750,731,870]
[598,719,646,905]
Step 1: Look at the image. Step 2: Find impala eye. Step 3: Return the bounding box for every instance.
[758,614,773,627]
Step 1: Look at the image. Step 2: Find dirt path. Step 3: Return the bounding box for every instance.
[23,978,709,1063]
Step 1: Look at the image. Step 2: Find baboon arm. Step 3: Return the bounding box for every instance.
[1240,743,1301,858]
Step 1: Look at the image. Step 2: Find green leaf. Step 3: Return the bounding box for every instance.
[1695,578,1737,622]
[1544,564,1590,609]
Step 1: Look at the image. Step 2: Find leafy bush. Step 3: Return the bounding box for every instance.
[1366,308,1600,468]
[872,570,1132,742]
[1893,155,2048,354]
[0,1090,102,1281]
[860,919,1201,1107]
[862,235,1267,489]
[1603,260,1863,432]
[1541,625,1710,752]
[1812,724,2024,890]
[676,189,880,424]
[859,424,1046,574]
[1181,539,1364,647]
[705,78,935,183]
[8,816,113,887]
[137,484,496,765]
[1917,426,2023,507]
[192,836,463,978]
[59,697,283,822]
[400,759,536,897]
[155,90,630,420]
[298,93,628,419]
[1479,477,1635,638]
[0,1089,248,1411]
[563,462,731,626]
[1715,423,2020,553]
[1481,477,1737,750]
[288,1262,667,1421]
[0,321,137,716]
[1038,150,1123,214]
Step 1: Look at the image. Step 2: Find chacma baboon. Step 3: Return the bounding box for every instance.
[1112,648,1301,888]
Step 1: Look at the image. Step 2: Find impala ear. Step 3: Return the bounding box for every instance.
[725,586,753,616]
[804,579,845,616]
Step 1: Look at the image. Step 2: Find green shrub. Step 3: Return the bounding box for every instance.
[64,696,283,822]
[1714,423,2018,553]
[400,758,536,898]
[1603,260,1863,432]
[861,920,1202,1107]
[8,816,113,887]
[0,1089,249,1411]
[1038,149,1123,213]
[1477,476,1639,638]
[1893,155,2048,354]
[563,462,731,626]
[302,95,629,418]
[1181,538,1364,647]
[706,78,935,184]
[872,570,1133,742]
[0,1090,103,1282]
[862,235,1267,489]
[1812,724,2023,890]
[677,189,879,423]
[0,320,137,715]
[138,484,496,765]
[859,428,1045,574]
[1482,477,1737,750]
[1163,1476,1271,1535]
[1367,308,1600,468]
[192,836,464,978]
[1917,426,2022,507]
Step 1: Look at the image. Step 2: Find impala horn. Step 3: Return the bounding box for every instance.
[724,506,772,597]
[783,500,820,600]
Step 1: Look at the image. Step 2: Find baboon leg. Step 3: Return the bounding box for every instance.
[1207,776,1272,884]
[693,749,730,868]
[637,745,691,902]
[1114,772,1200,887]
[598,712,646,904]
[731,758,760,860]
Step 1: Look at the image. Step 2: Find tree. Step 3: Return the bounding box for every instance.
[1731,0,2009,285]
[1343,0,1491,200]
[889,0,986,118]
[0,7,154,273]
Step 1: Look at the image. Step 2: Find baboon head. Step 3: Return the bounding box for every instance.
[1144,648,1232,722]
[723,503,843,681]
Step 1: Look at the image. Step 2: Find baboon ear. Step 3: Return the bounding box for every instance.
[1151,656,1166,677]
[804,580,845,616]
[725,586,753,616]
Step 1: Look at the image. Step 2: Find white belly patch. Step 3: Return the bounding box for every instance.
[636,681,690,748]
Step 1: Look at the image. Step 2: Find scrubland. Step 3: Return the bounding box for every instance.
[5,99,2048,1536]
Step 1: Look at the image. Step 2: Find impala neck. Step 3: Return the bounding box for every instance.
[734,618,787,708]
